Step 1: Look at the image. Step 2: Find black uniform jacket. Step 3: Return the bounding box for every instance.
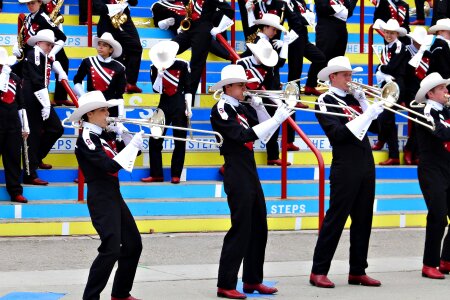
[315,0,358,23]
[378,40,408,79]
[428,37,450,79]
[22,47,53,97]
[0,72,24,131]
[151,0,186,33]
[93,0,138,19]
[73,55,126,100]
[373,0,410,30]
[236,56,275,90]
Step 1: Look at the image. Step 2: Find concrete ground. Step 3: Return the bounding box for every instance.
[0,228,449,299]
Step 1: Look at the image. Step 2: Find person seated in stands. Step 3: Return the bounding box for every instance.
[428,19,450,79]
[73,32,126,118]
[431,0,450,25]
[372,0,410,32]
[372,19,408,165]
[0,47,29,203]
[141,41,191,184]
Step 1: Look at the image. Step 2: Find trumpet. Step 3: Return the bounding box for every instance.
[179,0,192,31]
[111,0,128,29]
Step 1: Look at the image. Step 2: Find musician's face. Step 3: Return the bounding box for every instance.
[87,107,110,129]
[262,26,278,39]
[36,41,54,54]
[97,41,114,59]
[330,71,352,92]
[437,30,450,40]
[384,30,399,43]
[225,82,247,101]
[26,0,42,13]
[427,84,448,104]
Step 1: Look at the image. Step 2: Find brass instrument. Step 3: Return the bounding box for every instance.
[49,0,64,26]
[111,0,128,30]
[21,110,30,176]
[17,13,25,62]
[179,0,193,31]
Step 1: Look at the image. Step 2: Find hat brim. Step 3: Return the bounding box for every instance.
[415,79,450,103]
[18,0,34,3]
[149,42,179,70]
[253,19,287,32]
[317,66,362,81]
[246,43,278,67]
[68,99,122,122]
[210,77,259,91]
[428,24,450,33]
[93,36,123,58]
[27,35,55,46]
[382,26,407,37]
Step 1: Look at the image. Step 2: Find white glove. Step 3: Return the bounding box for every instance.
[107,121,128,135]
[272,39,284,50]
[130,130,144,150]
[2,65,11,75]
[0,65,11,92]
[113,130,143,172]
[351,88,366,102]
[375,70,394,84]
[52,61,68,81]
[12,42,23,58]
[73,83,85,97]
[365,101,384,120]
[106,4,124,17]
[185,93,193,118]
[34,88,51,120]
[18,108,30,134]
[303,10,316,27]
[251,95,263,106]
[252,104,293,143]
[210,15,234,38]
[177,27,183,34]
[245,0,254,11]
[279,33,291,59]
[158,17,175,30]
[345,102,383,140]
[273,103,293,124]
[41,106,51,120]
[333,5,348,21]
[48,40,64,61]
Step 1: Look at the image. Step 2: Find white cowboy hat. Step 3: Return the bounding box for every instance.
[68,90,122,122]
[93,32,123,58]
[380,19,407,37]
[317,56,363,81]
[407,26,429,45]
[149,40,179,70]
[246,38,278,67]
[253,13,286,32]
[27,29,55,46]
[415,72,450,103]
[210,64,258,91]
[429,18,450,33]
[18,0,39,3]
[0,47,17,66]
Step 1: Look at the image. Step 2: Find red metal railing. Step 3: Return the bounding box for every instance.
[360,0,365,53]
[368,24,385,86]
[88,0,92,47]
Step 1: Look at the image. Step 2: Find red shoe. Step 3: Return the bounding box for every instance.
[379,158,400,165]
[440,260,450,274]
[309,273,335,288]
[304,86,323,96]
[171,177,180,184]
[267,159,291,166]
[111,296,141,300]
[410,19,425,25]
[404,150,413,165]
[11,195,28,203]
[38,162,53,169]
[371,140,385,150]
[141,176,164,183]
[243,283,278,294]
[348,274,381,286]
[295,102,308,109]
[286,143,300,151]
[422,265,445,279]
[23,177,49,186]
[217,288,246,299]
[126,83,142,94]
[219,165,225,176]
[53,99,75,106]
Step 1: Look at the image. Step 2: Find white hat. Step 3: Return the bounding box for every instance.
[415,72,450,103]
[149,40,179,70]
[68,91,122,122]
[93,32,122,58]
[210,64,258,91]
[246,38,278,67]
[253,13,286,32]
[407,26,429,45]
[317,56,362,81]
[18,0,38,3]
[429,18,450,33]
[0,47,17,66]
[380,19,407,37]
[27,29,55,46]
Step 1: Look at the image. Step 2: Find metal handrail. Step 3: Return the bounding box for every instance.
[368,24,385,86]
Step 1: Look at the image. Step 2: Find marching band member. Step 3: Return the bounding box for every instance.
[372,0,411,31]
[73,32,126,118]
[93,0,143,94]
[414,72,450,279]
[141,41,190,184]
[172,0,234,101]
[15,0,71,106]
[310,56,383,288]
[69,90,143,300]
[0,47,29,203]
[305,0,358,95]
[428,18,450,79]
[210,64,292,299]
[21,29,65,185]
[372,19,408,165]
[431,0,450,26]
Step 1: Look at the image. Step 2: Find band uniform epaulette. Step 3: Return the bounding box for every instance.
[82,128,97,150]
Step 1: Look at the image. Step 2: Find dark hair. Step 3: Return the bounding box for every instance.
[81,113,89,122]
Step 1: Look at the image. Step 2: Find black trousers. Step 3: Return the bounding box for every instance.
[172,23,213,95]
[54,49,69,103]
[308,19,348,88]
[97,17,143,85]
[0,107,23,199]
[263,98,280,160]
[79,0,88,23]
[377,109,399,158]
[25,97,63,179]
[404,120,418,157]
[83,181,142,300]
[149,106,187,178]
[418,161,450,267]
[218,153,268,289]
[312,147,375,275]
[414,0,426,20]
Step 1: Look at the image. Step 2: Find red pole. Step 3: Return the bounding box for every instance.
[216,34,239,63]
[360,0,365,53]
[231,0,236,49]
[88,0,92,47]
[281,121,288,199]
[368,25,374,86]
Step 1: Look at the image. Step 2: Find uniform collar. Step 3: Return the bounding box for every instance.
[222,94,240,107]
[329,86,347,97]
[426,99,444,111]
[387,39,398,49]
[257,32,270,41]
[34,46,47,56]
[97,55,112,63]
[250,55,261,65]
[83,122,103,134]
